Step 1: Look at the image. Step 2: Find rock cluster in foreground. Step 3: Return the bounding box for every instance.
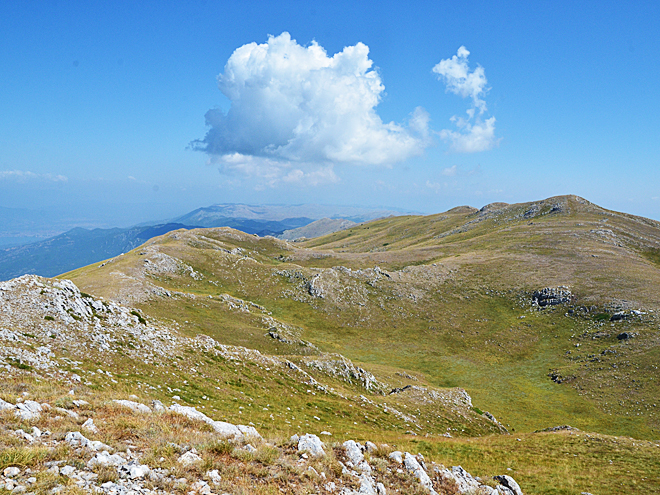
[0,395,523,495]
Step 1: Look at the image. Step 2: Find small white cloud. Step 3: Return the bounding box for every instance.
[441,165,457,176]
[433,46,488,113]
[0,170,68,182]
[192,32,430,185]
[433,47,499,153]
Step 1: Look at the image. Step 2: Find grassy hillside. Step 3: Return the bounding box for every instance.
[61,196,660,436]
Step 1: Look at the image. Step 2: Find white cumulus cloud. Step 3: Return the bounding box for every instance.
[191,32,430,186]
[433,46,499,153]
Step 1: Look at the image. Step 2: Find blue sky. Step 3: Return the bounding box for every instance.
[1,0,659,227]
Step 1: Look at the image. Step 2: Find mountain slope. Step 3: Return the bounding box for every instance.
[2,194,660,494]
[62,195,660,442]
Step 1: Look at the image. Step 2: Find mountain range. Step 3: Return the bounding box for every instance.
[0,203,405,280]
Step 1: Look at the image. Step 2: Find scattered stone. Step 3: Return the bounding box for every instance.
[343,440,371,473]
[169,403,261,441]
[388,451,403,464]
[56,407,80,419]
[3,467,20,478]
[0,399,17,412]
[65,431,110,451]
[617,332,636,340]
[14,429,34,442]
[190,480,212,495]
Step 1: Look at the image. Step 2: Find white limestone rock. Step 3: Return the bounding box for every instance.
[82,418,99,433]
[169,403,261,440]
[15,400,42,420]
[87,451,126,468]
[178,451,202,466]
[118,461,150,479]
[190,480,212,495]
[113,399,152,414]
[494,475,524,495]
[65,431,110,451]
[298,433,325,457]
[404,452,436,494]
[0,398,17,412]
[59,466,76,477]
[3,467,20,478]
[206,469,222,484]
[343,440,371,473]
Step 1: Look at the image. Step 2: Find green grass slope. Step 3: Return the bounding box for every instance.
[63,195,660,442]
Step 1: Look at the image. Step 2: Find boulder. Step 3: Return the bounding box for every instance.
[494,475,523,495]
[298,433,325,457]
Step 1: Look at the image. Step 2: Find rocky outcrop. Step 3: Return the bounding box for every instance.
[532,286,573,307]
[304,354,388,393]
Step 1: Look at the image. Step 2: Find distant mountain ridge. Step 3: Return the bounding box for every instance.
[0,203,408,280]
[278,217,358,241]
[174,203,409,225]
